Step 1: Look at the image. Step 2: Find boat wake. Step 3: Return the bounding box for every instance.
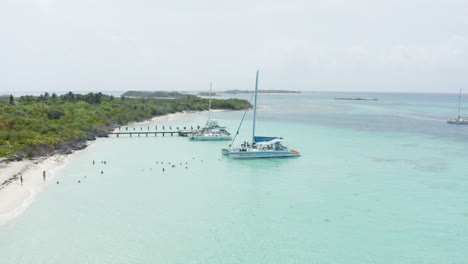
[390,114,445,122]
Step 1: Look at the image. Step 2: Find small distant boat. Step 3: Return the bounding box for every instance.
[447,89,468,125]
[189,83,232,141]
[221,71,300,158]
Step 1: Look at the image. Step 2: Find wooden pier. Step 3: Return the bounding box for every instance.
[109,130,196,137]
[109,124,200,137]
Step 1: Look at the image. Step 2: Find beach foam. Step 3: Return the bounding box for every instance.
[0,109,230,225]
[0,154,72,225]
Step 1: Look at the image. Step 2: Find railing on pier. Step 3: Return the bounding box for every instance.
[109,125,200,137]
[108,130,197,137]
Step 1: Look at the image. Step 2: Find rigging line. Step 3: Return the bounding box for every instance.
[230,94,254,146]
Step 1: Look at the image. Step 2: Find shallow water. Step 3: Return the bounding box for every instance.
[1,92,467,263]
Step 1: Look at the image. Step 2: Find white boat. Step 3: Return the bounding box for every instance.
[189,83,232,141]
[189,120,232,140]
[447,89,468,125]
[221,71,300,158]
[447,117,468,124]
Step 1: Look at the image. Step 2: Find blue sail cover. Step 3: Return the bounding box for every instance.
[254,136,283,143]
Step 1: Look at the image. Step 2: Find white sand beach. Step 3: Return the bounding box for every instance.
[122,110,227,126]
[0,154,71,225]
[0,110,229,225]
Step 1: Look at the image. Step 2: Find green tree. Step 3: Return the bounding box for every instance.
[0,92,251,159]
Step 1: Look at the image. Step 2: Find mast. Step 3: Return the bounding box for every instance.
[208,82,212,122]
[458,88,462,119]
[252,70,259,143]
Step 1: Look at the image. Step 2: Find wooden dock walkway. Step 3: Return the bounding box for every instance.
[109,124,200,137]
[109,130,196,137]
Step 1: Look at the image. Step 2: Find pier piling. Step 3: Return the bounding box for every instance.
[108,129,197,137]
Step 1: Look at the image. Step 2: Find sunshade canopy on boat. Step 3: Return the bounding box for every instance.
[256,139,284,146]
[254,136,283,143]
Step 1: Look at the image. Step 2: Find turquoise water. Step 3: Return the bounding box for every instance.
[1,92,468,263]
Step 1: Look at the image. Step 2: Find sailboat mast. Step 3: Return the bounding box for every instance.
[252,70,259,143]
[209,82,212,122]
[458,88,462,118]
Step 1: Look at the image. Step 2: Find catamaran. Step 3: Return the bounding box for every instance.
[189,82,233,140]
[447,89,468,125]
[221,71,300,158]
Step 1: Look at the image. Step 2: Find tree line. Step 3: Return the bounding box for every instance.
[0,92,251,160]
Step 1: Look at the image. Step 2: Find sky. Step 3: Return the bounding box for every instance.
[1,0,468,94]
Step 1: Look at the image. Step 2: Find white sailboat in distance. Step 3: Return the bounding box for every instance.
[221,71,301,158]
[447,89,468,125]
[189,82,233,140]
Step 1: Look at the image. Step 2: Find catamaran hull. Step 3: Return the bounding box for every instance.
[447,120,468,125]
[223,150,300,158]
[220,71,301,159]
[221,148,231,155]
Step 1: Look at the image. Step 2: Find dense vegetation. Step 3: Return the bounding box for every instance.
[224,89,301,94]
[0,92,251,160]
[122,91,185,98]
[198,92,218,96]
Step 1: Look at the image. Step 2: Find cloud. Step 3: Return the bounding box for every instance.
[1,0,468,93]
[31,0,55,12]
[377,35,468,72]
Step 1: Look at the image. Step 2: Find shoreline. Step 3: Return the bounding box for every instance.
[0,154,73,225]
[0,109,229,225]
[120,109,228,127]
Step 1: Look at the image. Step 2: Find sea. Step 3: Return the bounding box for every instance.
[1,92,467,264]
